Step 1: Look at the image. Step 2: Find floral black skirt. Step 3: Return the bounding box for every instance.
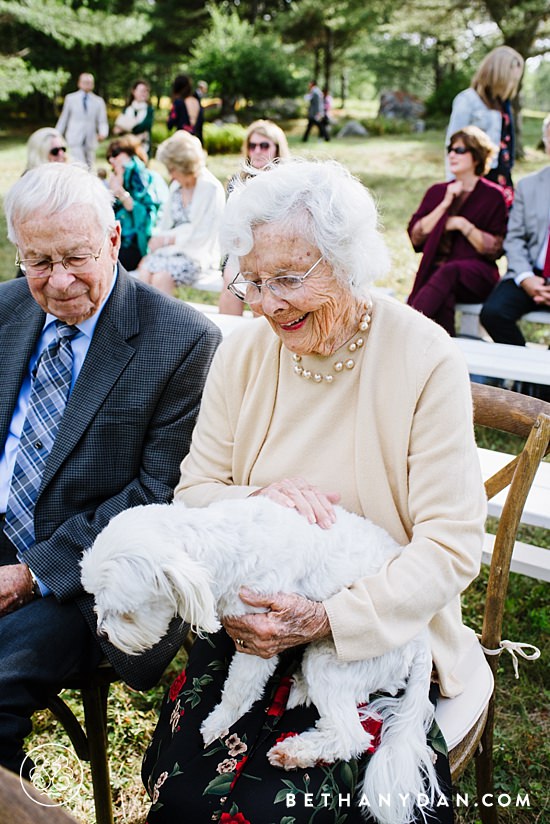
[142,631,454,824]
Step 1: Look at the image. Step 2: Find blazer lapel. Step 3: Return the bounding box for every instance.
[0,288,44,450]
[39,271,139,490]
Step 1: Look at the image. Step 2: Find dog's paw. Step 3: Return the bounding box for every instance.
[200,710,231,746]
[267,737,316,770]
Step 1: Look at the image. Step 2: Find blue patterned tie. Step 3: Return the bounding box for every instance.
[4,321,78,554]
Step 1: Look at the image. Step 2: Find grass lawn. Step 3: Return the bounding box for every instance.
[0,113,548,823]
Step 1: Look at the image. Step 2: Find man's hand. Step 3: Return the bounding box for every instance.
[223,588,331,659]
[0,564,35,616]
[521,275,550,306]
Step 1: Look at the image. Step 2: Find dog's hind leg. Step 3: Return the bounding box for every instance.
[268,650,372,769]
[200,652,278,745]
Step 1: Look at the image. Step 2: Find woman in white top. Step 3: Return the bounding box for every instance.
[137,131,225,296]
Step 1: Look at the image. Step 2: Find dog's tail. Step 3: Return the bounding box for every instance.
[360,635,440,824]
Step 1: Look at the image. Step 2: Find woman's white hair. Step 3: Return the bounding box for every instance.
[221,158,390,294]
[4,163,116,243]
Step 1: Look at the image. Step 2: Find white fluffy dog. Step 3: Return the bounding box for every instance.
[81,497,440,824]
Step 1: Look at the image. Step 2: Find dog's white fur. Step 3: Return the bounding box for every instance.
[81,498,440,824]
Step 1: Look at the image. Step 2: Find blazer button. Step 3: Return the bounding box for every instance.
[34,441,43,449]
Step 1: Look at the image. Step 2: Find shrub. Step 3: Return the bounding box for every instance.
[203,122,246,154]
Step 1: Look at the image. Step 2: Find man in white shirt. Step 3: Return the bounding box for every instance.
[56,73,109,168]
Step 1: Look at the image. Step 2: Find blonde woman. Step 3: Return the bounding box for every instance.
[445,45,524,205]
[24,127,68,172]
[137,131,225,295]
[219,119,290,314]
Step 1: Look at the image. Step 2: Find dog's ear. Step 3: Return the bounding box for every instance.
[159,554,221,636]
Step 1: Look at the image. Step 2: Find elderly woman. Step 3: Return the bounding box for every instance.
[219,119,291,315]
[137,131,225,295]
[141,159,486,823]
[407,125,508,335]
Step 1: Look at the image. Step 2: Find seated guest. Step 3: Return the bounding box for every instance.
[219,118,291,316]
[137,131,225,296]
[106,135,165,271]
[407,125,507,335]
[24,128,68,172]
[141,159,486,824]
[480,115,550,346]
[0,163,221,779]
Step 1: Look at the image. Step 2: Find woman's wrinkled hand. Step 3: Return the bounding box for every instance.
[223,588,332,658]
[249,476,340,529]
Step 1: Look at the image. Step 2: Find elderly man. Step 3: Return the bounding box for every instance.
[0,163,221,777]
[56,72,109,168]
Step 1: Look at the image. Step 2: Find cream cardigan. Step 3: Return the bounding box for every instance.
[175,295,486,697]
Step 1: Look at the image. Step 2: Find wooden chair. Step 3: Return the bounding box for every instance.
[437,383,550,823]
[46,661,118,824]
[43,634,195,824]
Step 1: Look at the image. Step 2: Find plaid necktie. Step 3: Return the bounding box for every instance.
[4,321,78,554]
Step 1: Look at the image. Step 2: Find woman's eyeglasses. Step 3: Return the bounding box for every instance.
[228,257,323,304]
[447,146,470,155]
[49,146,67,157]
[248,141,272,152]
[108,147,125,159]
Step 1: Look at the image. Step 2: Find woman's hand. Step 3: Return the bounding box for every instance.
[249,477,340,529]
[445,215,472,235]
[223,588,331,658]
[443,179,463,206]
[148,235,170,252]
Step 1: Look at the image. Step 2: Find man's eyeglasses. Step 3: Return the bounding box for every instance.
[228,256,323,304]
[248,141,273,152]
[16,234,108,278]
[446,145,470,155]
[49,146,67,157]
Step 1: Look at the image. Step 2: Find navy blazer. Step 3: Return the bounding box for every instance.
[0,269,221,689]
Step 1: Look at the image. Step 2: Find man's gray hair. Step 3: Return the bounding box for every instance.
[4,163,116,243]
[221,158,390,294]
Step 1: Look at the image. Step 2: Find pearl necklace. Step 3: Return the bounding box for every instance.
[291,302,373,384]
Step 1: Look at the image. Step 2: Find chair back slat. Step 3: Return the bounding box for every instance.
[471,382,550,448]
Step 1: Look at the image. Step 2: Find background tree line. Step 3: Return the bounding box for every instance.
[0,0,549,124]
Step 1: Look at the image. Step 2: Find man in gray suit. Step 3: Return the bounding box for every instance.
[56,73,109,168]
[0,163,221,776]
[481,115,550,345]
